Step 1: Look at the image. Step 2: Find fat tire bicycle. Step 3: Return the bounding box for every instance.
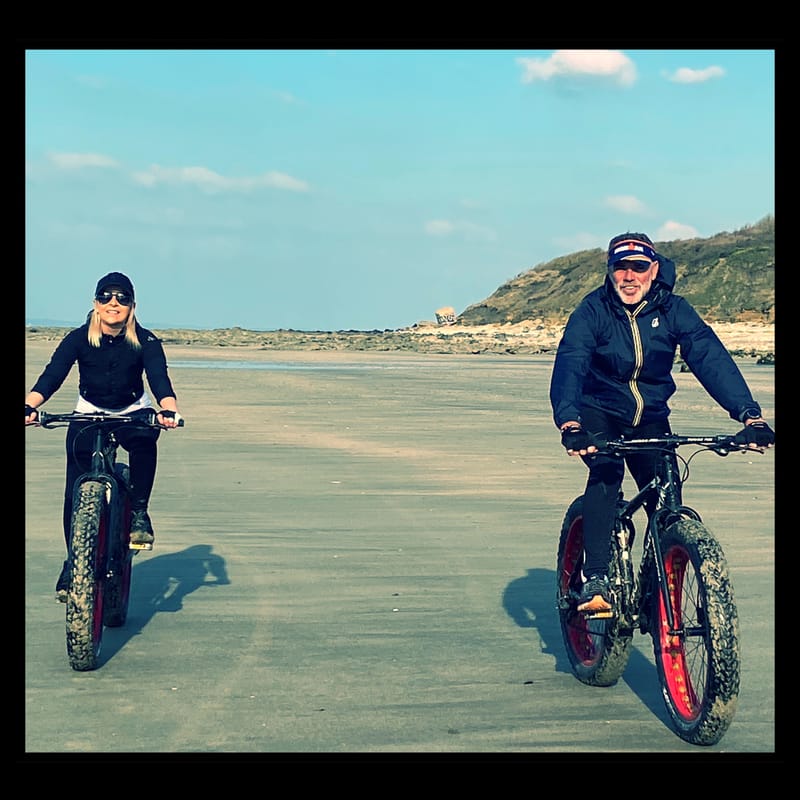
[35,408,183,671]
[555,432,770,746]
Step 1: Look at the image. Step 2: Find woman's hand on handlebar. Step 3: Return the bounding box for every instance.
[25,404,39,426]
[157,409,184,429]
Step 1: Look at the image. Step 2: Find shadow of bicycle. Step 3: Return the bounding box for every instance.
[100,544,230,663]
[503,567,670,727]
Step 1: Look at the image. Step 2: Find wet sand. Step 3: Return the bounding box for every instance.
[24,341,776,755]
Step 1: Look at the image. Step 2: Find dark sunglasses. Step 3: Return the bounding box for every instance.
[612,260,652,273]
[95,290,133,306]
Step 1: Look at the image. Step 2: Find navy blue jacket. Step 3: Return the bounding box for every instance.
[31,322,176,410]
[549,257,761,429]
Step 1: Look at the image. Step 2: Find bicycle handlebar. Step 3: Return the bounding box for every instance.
[36,409,185,430]
[597,433,743,457]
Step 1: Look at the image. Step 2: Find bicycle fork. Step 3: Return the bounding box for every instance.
[653,451,706,636]
[610,520,634,617]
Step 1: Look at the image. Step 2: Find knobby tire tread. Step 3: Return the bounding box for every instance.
[556,496,633,687]
[653,518,740,745]
[66,480,107,671]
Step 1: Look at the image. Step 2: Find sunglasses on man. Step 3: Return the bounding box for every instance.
[95,290,133,306]
[612,260,653,274]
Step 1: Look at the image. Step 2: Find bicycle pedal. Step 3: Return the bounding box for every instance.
[129,542,153,551]
[582,609,614,620]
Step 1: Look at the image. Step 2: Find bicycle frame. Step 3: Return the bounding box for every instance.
[607,437,727,636]
[35,409,182,670]
[612,449,699,635]
[556,431,761,745]
[73,424,126,524]
[72,423,132,593]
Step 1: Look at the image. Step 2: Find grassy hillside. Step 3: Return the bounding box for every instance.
[459,216,775,326]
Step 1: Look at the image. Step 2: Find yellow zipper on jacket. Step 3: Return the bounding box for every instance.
[624,301,648,426]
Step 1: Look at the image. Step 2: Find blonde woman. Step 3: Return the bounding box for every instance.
[25,272,182,601]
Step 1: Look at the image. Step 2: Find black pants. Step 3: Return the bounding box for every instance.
[62,421,160,548]
[578,407,681,578]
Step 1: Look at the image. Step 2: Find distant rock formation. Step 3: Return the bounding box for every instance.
[435,306,457,325]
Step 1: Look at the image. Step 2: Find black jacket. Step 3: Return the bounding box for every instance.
[549,257,761,429]
[31,322,176,410]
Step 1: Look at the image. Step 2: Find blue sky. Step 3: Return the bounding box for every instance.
[25,48,774,331]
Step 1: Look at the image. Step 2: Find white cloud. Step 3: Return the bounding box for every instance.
[262,171,309,192]
[604,195,648,214]
[42,152,309,193]
[664,66,725,84]
[517,50,637,87]
[425,220,455,235]
[47,152,119,169]
[130,165,310,193]
[48,220,106,240]
[424,219,496,242]
[656,220,699,241]
[270,89,304,105]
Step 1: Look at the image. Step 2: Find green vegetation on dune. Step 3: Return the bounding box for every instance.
[459,215,775,326]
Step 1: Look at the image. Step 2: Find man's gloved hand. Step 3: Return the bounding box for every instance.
[734,421,775,448]
[561,425,595,452]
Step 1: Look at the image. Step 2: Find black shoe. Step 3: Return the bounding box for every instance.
[578,574,612,615]
[55,560,69,603]
[130,510,154,547]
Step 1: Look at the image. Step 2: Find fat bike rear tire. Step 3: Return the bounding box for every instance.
[104,464,133,628]
[652,518,740,745]
[556,496,632,687]
[66,480,109,671]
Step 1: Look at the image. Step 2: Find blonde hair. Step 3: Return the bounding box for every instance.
[87,305,141,349]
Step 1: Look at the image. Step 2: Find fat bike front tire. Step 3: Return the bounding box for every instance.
[652,518,740,746]
[556,496,632,687]
[66,480,109,671]
[104,464,133,628]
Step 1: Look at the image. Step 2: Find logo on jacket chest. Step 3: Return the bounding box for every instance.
[651,317,660,329]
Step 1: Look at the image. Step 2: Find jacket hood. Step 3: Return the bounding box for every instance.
[654,255,676,291]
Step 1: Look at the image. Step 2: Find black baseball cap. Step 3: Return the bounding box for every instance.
[95,272,135,300]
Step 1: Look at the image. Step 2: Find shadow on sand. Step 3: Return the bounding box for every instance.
[100,544,229,664]
[502,567,670,729]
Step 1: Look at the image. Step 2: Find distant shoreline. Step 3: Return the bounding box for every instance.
[25,320,776,360]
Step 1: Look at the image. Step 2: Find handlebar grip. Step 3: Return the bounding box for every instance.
[591,434,608,450]
[159,411,185,427]
[153,409,185,427]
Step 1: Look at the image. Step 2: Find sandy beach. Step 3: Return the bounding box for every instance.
[23,334,776,755]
